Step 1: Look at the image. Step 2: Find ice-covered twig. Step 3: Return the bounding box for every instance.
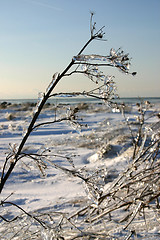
[0,200,47,228]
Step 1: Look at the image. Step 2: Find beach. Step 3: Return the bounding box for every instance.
[0,99,160,239]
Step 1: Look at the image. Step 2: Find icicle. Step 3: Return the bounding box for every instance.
[73,54,107,62]
[125,63,130,70]
[46,72,59,94]
[81,64,88,71]
[33,92,45,114]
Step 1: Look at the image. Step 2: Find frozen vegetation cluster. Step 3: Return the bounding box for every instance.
[0,13,160,239]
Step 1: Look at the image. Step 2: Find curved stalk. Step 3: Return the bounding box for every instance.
[0,36,96,194]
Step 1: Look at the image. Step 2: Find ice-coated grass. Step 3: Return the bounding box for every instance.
[0,102,160,239]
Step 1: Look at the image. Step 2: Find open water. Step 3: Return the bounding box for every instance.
[0,97,160,105]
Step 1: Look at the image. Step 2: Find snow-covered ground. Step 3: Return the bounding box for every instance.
[0,101,159,239]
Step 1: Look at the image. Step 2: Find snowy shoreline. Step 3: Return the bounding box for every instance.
[0,101,160,239]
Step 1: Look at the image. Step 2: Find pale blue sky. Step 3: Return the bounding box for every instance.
[0,0,160,98]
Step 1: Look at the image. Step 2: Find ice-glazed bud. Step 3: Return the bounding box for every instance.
[110,48,116,56]
[126,63,130,70]
[132,72,137,76]
[10,156,15,163]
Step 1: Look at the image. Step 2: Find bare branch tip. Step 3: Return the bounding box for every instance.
[132,72,137,76]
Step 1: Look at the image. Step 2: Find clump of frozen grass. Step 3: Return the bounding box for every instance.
[5,112,15,121]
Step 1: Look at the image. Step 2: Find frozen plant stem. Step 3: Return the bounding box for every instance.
[0,36,97,194]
